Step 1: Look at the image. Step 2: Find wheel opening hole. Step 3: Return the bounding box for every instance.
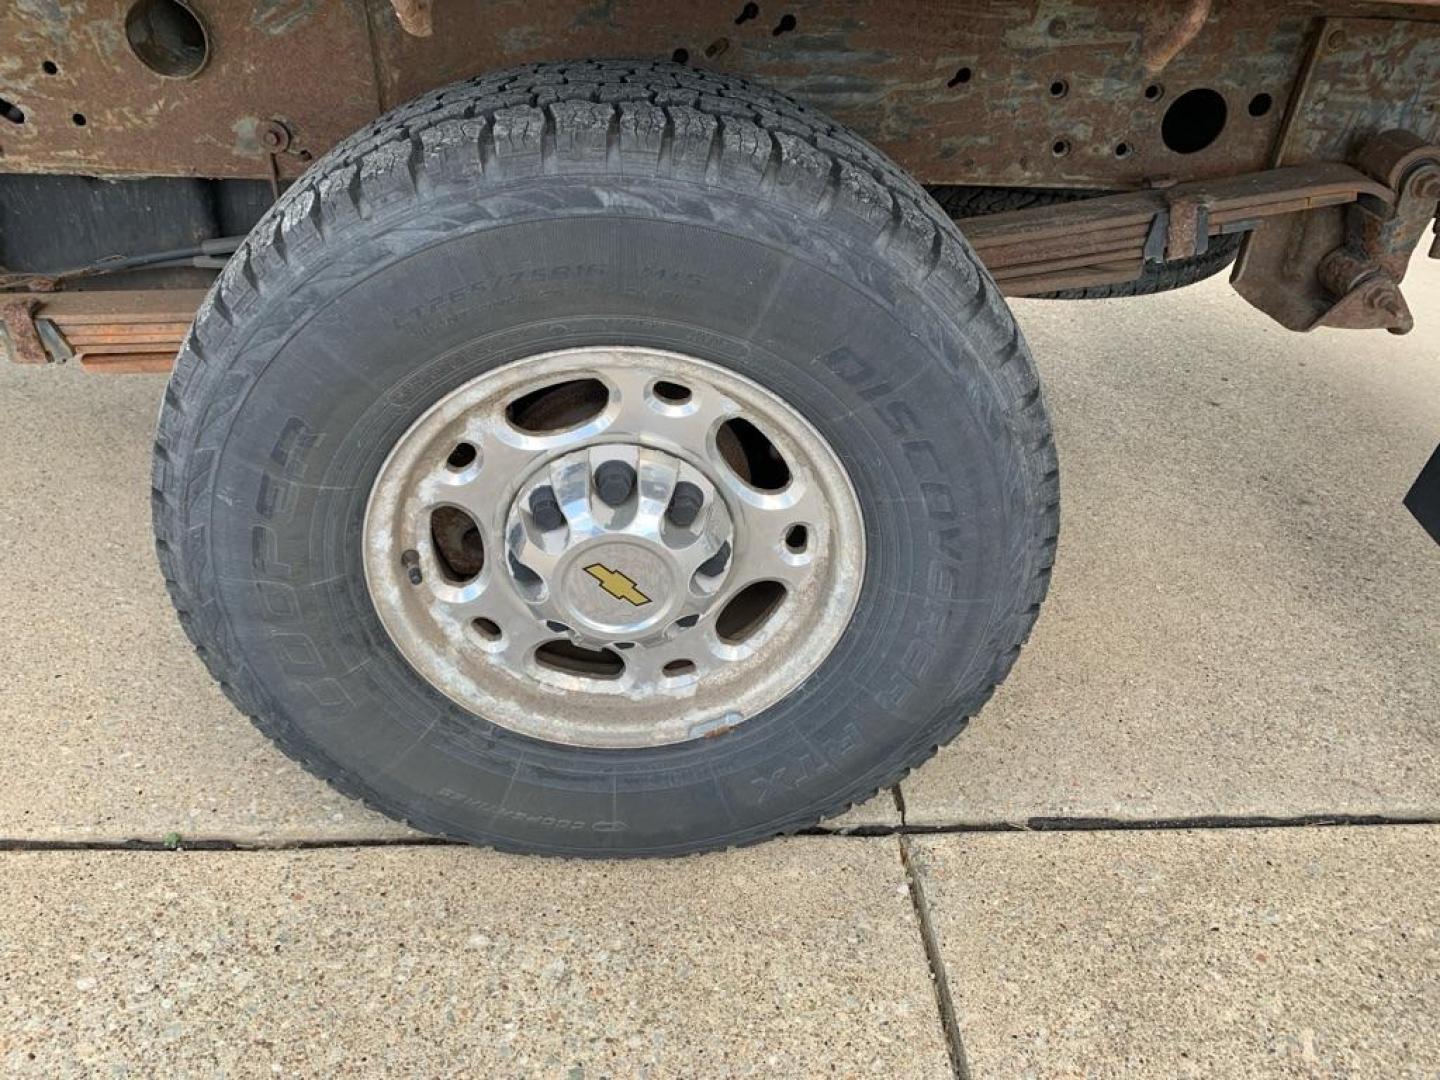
[1161,87,1227,154]
[784,524,808,553]
[445,441,478,471]
[42,60,58,75]
[716,580,787,644]
[653,380,692,404]
[1049,78,1069,98]
[671,47,689,65]
[470,617,501,643]
[947,67,973,88]
[510,553,543,595]
[1114,141,1133,159]
[1144,83,1164,101]
[717,417,790,491]
[663,659,697,678]
[536,640,625,679]
[1051,138,1071,158]
[125,0,210,80]
[429,505,484,584]
[772,13,797,35]
[71,113,87,127]
[1248,92,1274,118]
[735,2,759,24]
[0,98,24,125]
[505,377,608,434]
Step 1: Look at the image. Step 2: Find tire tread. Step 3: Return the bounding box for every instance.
[153,60,1059,855]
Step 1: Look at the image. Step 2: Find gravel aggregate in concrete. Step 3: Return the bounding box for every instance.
[0,840,949,1077]
[914,825,1440,1078]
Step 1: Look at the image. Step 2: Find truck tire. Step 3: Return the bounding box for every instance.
[932,184,1242,299]
[151,61,1059,856]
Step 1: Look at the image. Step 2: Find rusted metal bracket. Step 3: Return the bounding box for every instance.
[1163,191,1214,261]
[1309,131,1440,335]
[0,297,48,365]
[260,119,293,199]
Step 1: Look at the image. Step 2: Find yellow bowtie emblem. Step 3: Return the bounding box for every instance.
[583,563,652,606]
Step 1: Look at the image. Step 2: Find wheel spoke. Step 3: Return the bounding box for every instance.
[723,473,826,584]
[621,635,717,687]
[723,541,813,595]
[428,413,553,529]
[428,572,550,657]
[604,365,739,451]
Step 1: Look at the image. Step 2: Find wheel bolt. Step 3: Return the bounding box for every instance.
[528,485,566,531]
[666,481,704,527]
[697,540,731,577]
[594,461,636,506]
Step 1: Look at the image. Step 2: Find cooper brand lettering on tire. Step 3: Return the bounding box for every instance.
[153,60,1058,856]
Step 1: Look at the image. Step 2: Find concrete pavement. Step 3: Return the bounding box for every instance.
[5,829,1437,1077]
[1,255,1436,1075]
[2,842,952,1077]
[914,825,1440,1079]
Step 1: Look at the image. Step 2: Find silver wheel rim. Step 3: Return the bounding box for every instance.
[363,347,865,749]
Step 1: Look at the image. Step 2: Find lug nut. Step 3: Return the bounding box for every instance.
[666,481,704,528]
[697,540,731,577]
[594,461,636,507]
[528,485,565,531]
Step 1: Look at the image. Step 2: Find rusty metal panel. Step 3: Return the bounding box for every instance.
[0,1,379,179]
[1274,16,1440,164]
[369,0,1317,187]
[0,1,1437,186]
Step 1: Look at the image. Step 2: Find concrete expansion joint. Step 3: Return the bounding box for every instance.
[898,833,971,1080]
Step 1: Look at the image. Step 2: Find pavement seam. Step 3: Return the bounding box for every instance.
[868,812,1440,834]
[4,813,1438,851]
[891,783,909,825]
[0,836,463,852]
[897,833,970,1080]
